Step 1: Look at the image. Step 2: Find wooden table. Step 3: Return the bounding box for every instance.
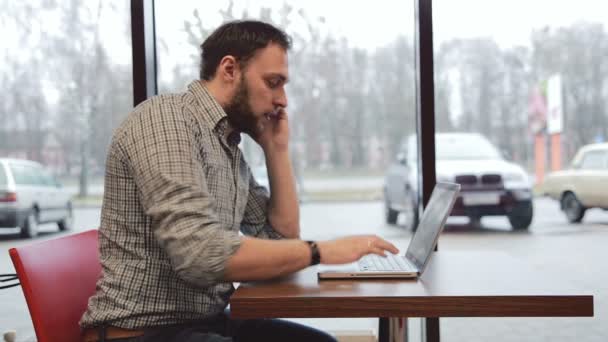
[230,252,593,342]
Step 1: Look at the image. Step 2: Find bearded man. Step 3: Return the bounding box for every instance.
[80,20,397,342]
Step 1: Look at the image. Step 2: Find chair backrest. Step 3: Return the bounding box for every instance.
[9,230,101,342]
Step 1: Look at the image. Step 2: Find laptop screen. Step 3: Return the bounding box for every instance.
[405,183,459,273]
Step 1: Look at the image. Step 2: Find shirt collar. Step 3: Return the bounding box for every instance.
[188,80,241,146]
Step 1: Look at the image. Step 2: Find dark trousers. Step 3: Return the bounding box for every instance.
[106,312,337,342]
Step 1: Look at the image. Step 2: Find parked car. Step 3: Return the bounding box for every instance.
[541,143,608,223]
[0,158,73,238]
[384,133,533,230]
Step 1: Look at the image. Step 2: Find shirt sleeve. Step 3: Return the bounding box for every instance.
[118,99,242,288]
[239,167,285,240]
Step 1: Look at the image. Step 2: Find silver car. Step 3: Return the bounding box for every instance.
[384,133,533,231]
[0,158,73,238]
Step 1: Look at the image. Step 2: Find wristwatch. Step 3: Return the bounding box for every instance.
[305,240,321,266]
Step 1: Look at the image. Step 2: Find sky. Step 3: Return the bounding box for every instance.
[433,0,608,48]
[3,1,607,102]
[4,1,608,68]
[151,0,608,88]
[155,0,608,51]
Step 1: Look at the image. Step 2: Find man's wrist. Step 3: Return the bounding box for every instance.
[263,150,289,163]
[305,240,321,266]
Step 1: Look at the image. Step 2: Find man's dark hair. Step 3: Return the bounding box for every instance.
[200,20,292,81]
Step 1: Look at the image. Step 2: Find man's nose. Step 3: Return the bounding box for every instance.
[274,87,288,108]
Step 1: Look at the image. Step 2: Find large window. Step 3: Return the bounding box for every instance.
[5,1,603,341]
[433,0,608,340]
[156,0,421,339]
[0,1,132,194]
[0,1,132,338]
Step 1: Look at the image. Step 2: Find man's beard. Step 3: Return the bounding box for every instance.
[224,76,259,137]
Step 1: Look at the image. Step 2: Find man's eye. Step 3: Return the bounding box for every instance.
[267,79,280,88]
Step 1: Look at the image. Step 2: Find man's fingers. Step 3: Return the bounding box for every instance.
[371,247,387,257]
[374,239,400,254]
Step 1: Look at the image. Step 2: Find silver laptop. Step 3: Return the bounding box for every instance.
[318,182,460,279]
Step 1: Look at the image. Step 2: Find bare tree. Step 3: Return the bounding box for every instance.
[436,38,530,160]
[177,5,416,171]
[0,2,53,161]
[369,36,417,161]
[531,23,608,159]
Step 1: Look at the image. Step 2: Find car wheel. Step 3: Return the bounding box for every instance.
[508,200,533,230]
[384,198,399,225]
[20,209,39,238]
[58,202,73,231]
[561,192,586,223]
[404,195,419,232]
[468,215,482,229]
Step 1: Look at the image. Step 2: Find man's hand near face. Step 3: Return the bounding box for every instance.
[251,108,300,239]
[254,108,290,153]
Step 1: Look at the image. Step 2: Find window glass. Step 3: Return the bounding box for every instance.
[9,164,37,186]
[156,1,421,339]
[1,1,130,338]
[0,164,7,187]
[580,151,605,170]
[434,0,608,340]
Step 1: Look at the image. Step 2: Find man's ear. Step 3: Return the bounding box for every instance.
[218,56,239,83]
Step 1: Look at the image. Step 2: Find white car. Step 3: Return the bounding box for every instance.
[384,133,533,230]
[541,143,608,223]
[0,158,73,238]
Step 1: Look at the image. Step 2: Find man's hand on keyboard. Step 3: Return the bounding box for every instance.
[316,235,399,265]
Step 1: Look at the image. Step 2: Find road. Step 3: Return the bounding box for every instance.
[1,197,606,341]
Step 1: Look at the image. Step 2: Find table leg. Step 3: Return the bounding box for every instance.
[378,317,408,342]
[424,318,440,342]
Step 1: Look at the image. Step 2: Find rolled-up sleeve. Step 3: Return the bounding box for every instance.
[119,100,241,288]
[240,171,284,240]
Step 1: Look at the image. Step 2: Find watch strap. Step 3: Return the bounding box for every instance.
[305,240,321,266]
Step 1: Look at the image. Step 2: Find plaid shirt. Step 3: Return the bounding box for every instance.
[80,81,283,329]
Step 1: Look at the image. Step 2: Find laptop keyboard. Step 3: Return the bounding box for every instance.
[358,254,415,272]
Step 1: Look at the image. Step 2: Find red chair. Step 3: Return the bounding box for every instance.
[9,230,101,342]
